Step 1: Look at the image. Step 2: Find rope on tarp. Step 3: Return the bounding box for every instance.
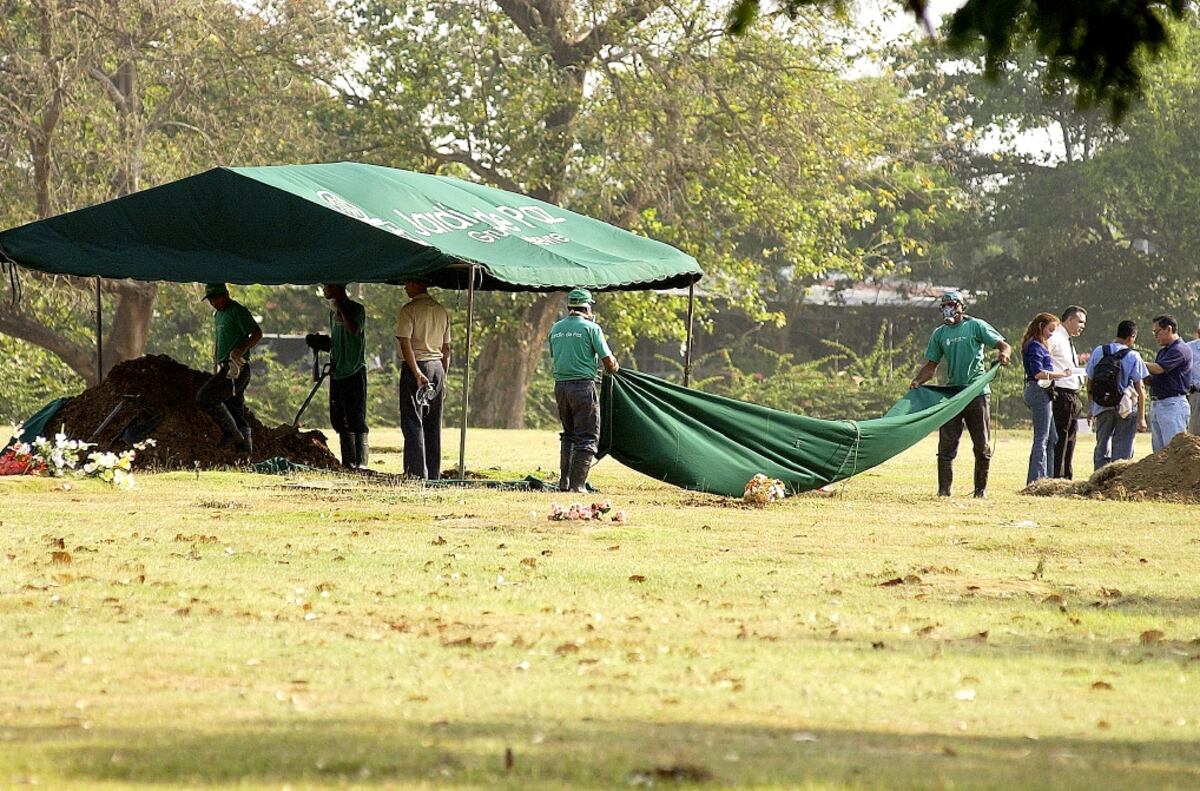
[826,419,862,498]
[0,242,21,308]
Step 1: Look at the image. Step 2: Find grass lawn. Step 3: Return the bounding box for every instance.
[2,426,1199,789]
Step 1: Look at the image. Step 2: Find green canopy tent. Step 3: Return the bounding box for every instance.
[0,162,703,475]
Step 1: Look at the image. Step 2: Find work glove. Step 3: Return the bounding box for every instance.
[305,333,331,352]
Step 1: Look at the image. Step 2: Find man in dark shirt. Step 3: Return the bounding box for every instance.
[195,283,262,453]
[1144,314,1193,453]
[307,284,369,468]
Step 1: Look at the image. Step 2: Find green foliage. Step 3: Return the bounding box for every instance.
[902,13,1200,351]
[0,334,85,425]
[731,0,1189,119]
[694,324,918,421]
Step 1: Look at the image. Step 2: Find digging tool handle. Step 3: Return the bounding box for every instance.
[293,361,332,427]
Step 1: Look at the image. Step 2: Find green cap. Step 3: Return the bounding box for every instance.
[567,288,594,307]
[203,282,229,301]
[940,290,962,304]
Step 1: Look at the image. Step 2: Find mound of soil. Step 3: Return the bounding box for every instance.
[52,355,338,470]
[1023,432,1200,503]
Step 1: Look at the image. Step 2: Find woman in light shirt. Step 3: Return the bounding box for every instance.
[1021,313,1072,484]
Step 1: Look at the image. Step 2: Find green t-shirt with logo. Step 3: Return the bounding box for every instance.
[924,317,1005,391]
[213,301,260,364]
[329,300,367,380]
[548,314,612,382]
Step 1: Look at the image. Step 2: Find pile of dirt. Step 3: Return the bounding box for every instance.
[51,355,338,470]
[1023,432,1200,503]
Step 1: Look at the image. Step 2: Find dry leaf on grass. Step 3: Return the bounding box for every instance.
[50,551,72,564]
[1140,629,1165,645]
[629,574,646,583]
[1091,681,1113,690]
[629,764,712,785]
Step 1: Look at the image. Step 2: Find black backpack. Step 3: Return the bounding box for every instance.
[1089,345,1132,408]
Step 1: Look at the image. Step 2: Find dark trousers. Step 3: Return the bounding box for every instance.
[330,367,368,434]
[196,361,251,431]
[1052,388,1081,479]
[555,379,600,454]
[936,393,991,493]
[399,360,444,478]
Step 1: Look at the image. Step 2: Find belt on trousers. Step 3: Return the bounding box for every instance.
[1150,394,1185,401]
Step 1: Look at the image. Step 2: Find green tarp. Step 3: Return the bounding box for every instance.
[598,365,1001,497]
[0,163,701,291]
[3,397,73,453]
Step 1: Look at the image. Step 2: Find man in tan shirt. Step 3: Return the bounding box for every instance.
[395,279,451,478]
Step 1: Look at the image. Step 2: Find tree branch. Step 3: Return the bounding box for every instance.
[426,147,523,194]
[0,307,96,385]
[86,65,126,109]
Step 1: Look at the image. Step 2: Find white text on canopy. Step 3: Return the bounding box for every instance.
[315,190,571,246]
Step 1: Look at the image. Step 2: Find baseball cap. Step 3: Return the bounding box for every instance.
[567,288,594,307]
[940,290,962,304]
[203,283,229,301]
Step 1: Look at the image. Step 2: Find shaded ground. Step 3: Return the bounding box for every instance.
[52,355,337,469]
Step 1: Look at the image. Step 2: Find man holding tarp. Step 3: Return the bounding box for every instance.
[909,291,1011,498]
[196,283,262,453]
[549,289,619,493]
[307,284,369,468]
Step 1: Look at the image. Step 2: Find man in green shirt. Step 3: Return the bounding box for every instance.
[909,291,1012,497]
[548,288,619,492]
[306,284,369,468]
[195,283,262,453]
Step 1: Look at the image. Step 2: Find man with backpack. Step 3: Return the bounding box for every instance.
[1085,320,1148,470]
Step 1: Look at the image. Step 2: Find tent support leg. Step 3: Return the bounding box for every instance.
[457,265,476,478]
[95,277,103,384]
[683,281,695,387]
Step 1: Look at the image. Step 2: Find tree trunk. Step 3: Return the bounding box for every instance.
[100,280,157,378]
[469,293,561,428]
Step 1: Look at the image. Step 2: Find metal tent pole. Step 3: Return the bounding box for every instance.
[95,277,103,383]
[457,265,476,478]
[682,280,695,387]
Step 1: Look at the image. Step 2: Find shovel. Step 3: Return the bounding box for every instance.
[293,348,332,428]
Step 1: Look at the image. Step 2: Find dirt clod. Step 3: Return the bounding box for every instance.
[51,355,337,470]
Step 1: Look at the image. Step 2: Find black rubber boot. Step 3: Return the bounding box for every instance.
[338,432,357,468]
[209,405,245,449]
[936,457,953,497]
[354,433,370,470]
[973,456,990,498]
[236,425,253,455]
[568,451,594,494]
[558,443,572,492]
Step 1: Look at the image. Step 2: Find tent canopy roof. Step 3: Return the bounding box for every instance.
[0,163,702,292]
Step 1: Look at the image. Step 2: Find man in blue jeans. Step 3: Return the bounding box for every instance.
[1085,320,1148,469]
[1145,314,1193,453]
[548,289,619,493]
[909,291,1011,497]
